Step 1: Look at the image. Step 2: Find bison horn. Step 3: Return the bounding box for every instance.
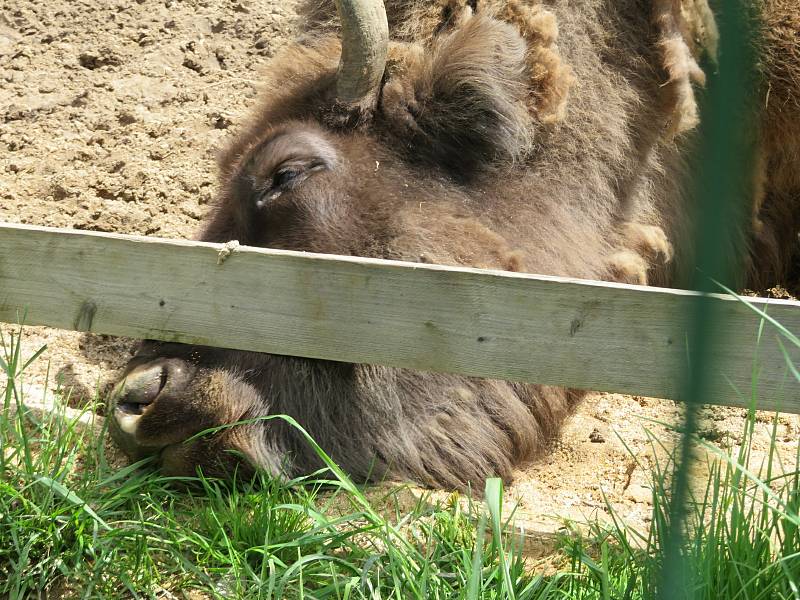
[335,0,389,111]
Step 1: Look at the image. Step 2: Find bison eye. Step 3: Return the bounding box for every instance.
[252,157,330,209]
[253,167,302,209]
[273,168,299,188]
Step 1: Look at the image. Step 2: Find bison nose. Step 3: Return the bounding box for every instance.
[110,358,194,436]
[112,363,167,434]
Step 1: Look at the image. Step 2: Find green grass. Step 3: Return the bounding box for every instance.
[1,321,799,599]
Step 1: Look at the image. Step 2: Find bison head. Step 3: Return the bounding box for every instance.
[107,0,664,489]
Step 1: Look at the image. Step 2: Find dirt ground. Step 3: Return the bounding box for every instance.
[1,0,798,546]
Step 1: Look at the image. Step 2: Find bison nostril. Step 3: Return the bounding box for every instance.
[119,365,167,406]
[117,401,145,416]
[111,364,170,435]
[110,358,195,439]
[159,364,169,392]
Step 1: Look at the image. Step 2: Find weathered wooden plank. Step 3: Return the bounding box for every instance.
[1,222,798,411]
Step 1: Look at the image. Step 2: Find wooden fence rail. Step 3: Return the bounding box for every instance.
[1,222,799,412]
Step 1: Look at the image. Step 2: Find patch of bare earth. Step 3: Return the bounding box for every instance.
[1,0,798,555]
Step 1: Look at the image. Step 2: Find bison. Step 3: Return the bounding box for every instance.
[108,0,800,489]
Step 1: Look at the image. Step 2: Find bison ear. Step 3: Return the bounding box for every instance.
[379,15,534,179]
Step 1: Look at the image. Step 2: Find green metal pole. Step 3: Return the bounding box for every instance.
[657,1,758,598]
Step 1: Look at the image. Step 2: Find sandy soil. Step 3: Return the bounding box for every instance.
[2,0,798,547]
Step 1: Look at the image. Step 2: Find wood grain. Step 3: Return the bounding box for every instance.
[1,222,798,411]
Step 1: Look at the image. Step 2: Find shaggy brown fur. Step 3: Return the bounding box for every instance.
[108,0,800,490]
[652,0,707,137]
[747,0,800,287]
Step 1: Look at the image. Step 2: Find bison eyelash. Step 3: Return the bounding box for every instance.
[273,168,300,188]
[251,170,298,209]
[251,159,330,209]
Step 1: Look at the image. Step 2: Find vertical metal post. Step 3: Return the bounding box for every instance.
[657,1,758,597]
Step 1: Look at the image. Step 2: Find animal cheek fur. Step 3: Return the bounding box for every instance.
[154,372,277,478]
[134,370,259,449]
[158,435,259,481]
